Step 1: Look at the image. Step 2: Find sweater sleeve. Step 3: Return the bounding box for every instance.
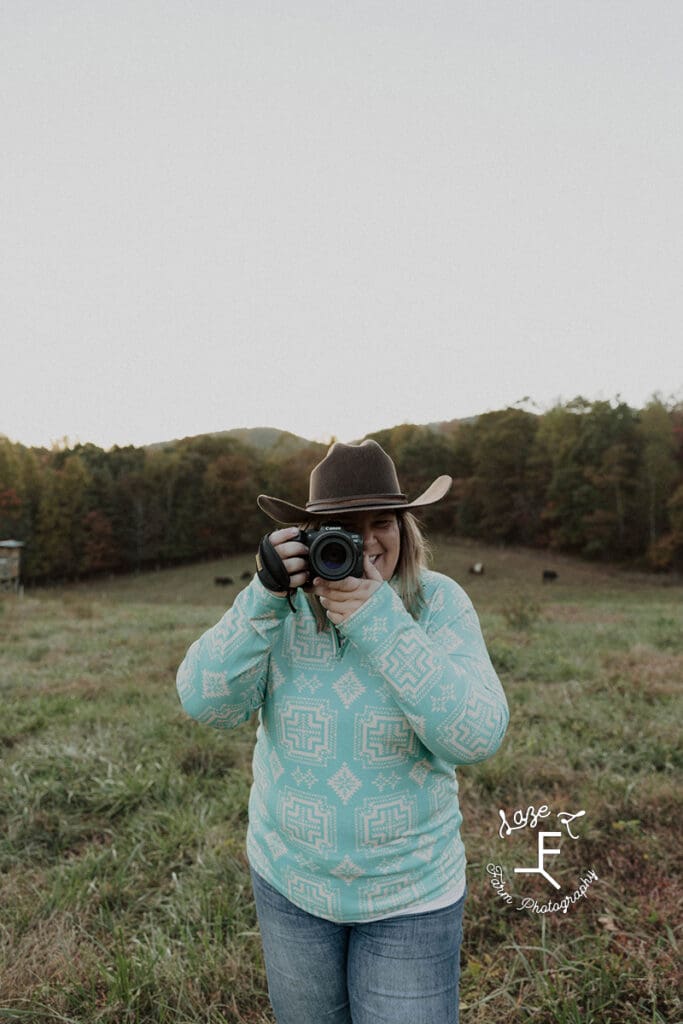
[175,576,292,729]
[337,574,509,765]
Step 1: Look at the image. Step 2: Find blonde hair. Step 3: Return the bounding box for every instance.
[303,511,430,631]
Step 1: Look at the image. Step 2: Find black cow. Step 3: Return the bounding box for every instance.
[542,570,558,582]
[214,576,234,586]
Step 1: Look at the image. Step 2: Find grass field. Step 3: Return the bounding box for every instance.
[1,538,681,1023]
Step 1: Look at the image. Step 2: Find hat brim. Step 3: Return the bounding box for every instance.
[257,475,452,525]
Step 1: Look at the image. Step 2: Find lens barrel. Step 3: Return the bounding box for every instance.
[309,531,356,580]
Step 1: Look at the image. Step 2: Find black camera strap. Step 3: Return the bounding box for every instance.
[256,533,297,612]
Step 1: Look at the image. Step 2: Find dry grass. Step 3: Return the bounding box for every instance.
[1,539,681,1022]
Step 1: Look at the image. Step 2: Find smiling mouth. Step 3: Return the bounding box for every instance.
[369,554,380,564]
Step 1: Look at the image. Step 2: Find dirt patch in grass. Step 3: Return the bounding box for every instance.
[178,741,246,777]
[602,646,683,698]
[631,774,680,830]
[42,676,109,700]
[61,595,102,619]
[0,911,98,1004]
[544,603,627,624]
[0,866,47,913]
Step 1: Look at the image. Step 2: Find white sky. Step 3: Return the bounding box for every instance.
[1,1,681,451]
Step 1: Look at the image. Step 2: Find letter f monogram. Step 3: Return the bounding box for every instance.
[514,832,562,890]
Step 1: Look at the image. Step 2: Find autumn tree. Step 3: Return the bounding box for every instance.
[201,443,266,554]
[0,438,25,538]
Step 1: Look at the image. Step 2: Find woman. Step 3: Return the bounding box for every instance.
[176,440,509,1024]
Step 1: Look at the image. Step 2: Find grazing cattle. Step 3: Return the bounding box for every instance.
[240,570,253,580]
[468,562,485,575]
[542,570,558,582]
[214,576,234,586]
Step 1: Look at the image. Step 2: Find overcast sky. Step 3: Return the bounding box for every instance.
[1,1,681,451]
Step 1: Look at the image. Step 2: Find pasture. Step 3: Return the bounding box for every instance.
[1,538,681,1023]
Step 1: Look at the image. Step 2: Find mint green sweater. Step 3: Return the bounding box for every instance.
[176,570,508,923]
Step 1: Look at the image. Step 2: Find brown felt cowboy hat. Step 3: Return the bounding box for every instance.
[257,439,452,525]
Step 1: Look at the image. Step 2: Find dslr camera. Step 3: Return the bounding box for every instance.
[299,524,364,581]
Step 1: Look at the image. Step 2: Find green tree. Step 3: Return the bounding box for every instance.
[537,400,590,550]
[116,464,168,570]
[667,483,683,560]
[541,400,641,559]
[33,454,91,578]
[202,447,265,554]
[0,488,23,538]
[449,421,479,537]
[0,437,21,494]
[363,425,457,533]
[579,403,641,558]
[260,443,325,518]
[465,409,540,543]
[649,481,683,570]
[105,446,147,571]
[636,399,679,552]
[82,509,117,573]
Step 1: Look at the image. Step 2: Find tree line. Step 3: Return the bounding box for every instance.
[1,397,682,585]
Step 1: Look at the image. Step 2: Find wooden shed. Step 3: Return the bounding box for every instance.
[0,540,24,591]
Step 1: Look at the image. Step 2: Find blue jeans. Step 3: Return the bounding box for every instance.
[251,869,465,1024]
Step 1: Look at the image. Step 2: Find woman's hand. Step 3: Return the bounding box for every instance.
[312,554,383,625]
[269,527,309,593]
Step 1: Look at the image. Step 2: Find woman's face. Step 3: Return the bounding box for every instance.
[332,511,401,581]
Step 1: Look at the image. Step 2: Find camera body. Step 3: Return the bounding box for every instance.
[299,524,364,581]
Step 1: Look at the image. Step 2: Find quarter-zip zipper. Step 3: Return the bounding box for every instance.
[331,623,345,659]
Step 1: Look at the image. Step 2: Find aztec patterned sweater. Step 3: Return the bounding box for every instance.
[176,569,509,923]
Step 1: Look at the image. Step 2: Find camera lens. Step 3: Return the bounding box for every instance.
[319,541,348,573]
[310,532,354,580]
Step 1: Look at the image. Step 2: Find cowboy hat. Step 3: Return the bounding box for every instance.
[257,439,452,525]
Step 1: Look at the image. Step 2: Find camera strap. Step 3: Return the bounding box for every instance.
[256,533,297,612]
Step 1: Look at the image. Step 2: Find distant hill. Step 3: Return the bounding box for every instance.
[224,427,325,454]
[147,419,474,453]
[148,426,322,454]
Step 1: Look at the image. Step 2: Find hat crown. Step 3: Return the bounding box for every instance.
[256,439,451,524]
[308,440,403,508]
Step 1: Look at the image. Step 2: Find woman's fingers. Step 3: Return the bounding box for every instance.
[283,556,307,573]
[267,528,310,588]
[314,575,382,623]
[311,575,361,594]
[363,553,383,582]
[288,570,309,588]
[273,540,308,561]
[314,584,357,602]
[283,558,308,588]
[269,527,301,546]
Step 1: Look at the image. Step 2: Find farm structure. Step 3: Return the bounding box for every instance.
[0,540,24,592]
